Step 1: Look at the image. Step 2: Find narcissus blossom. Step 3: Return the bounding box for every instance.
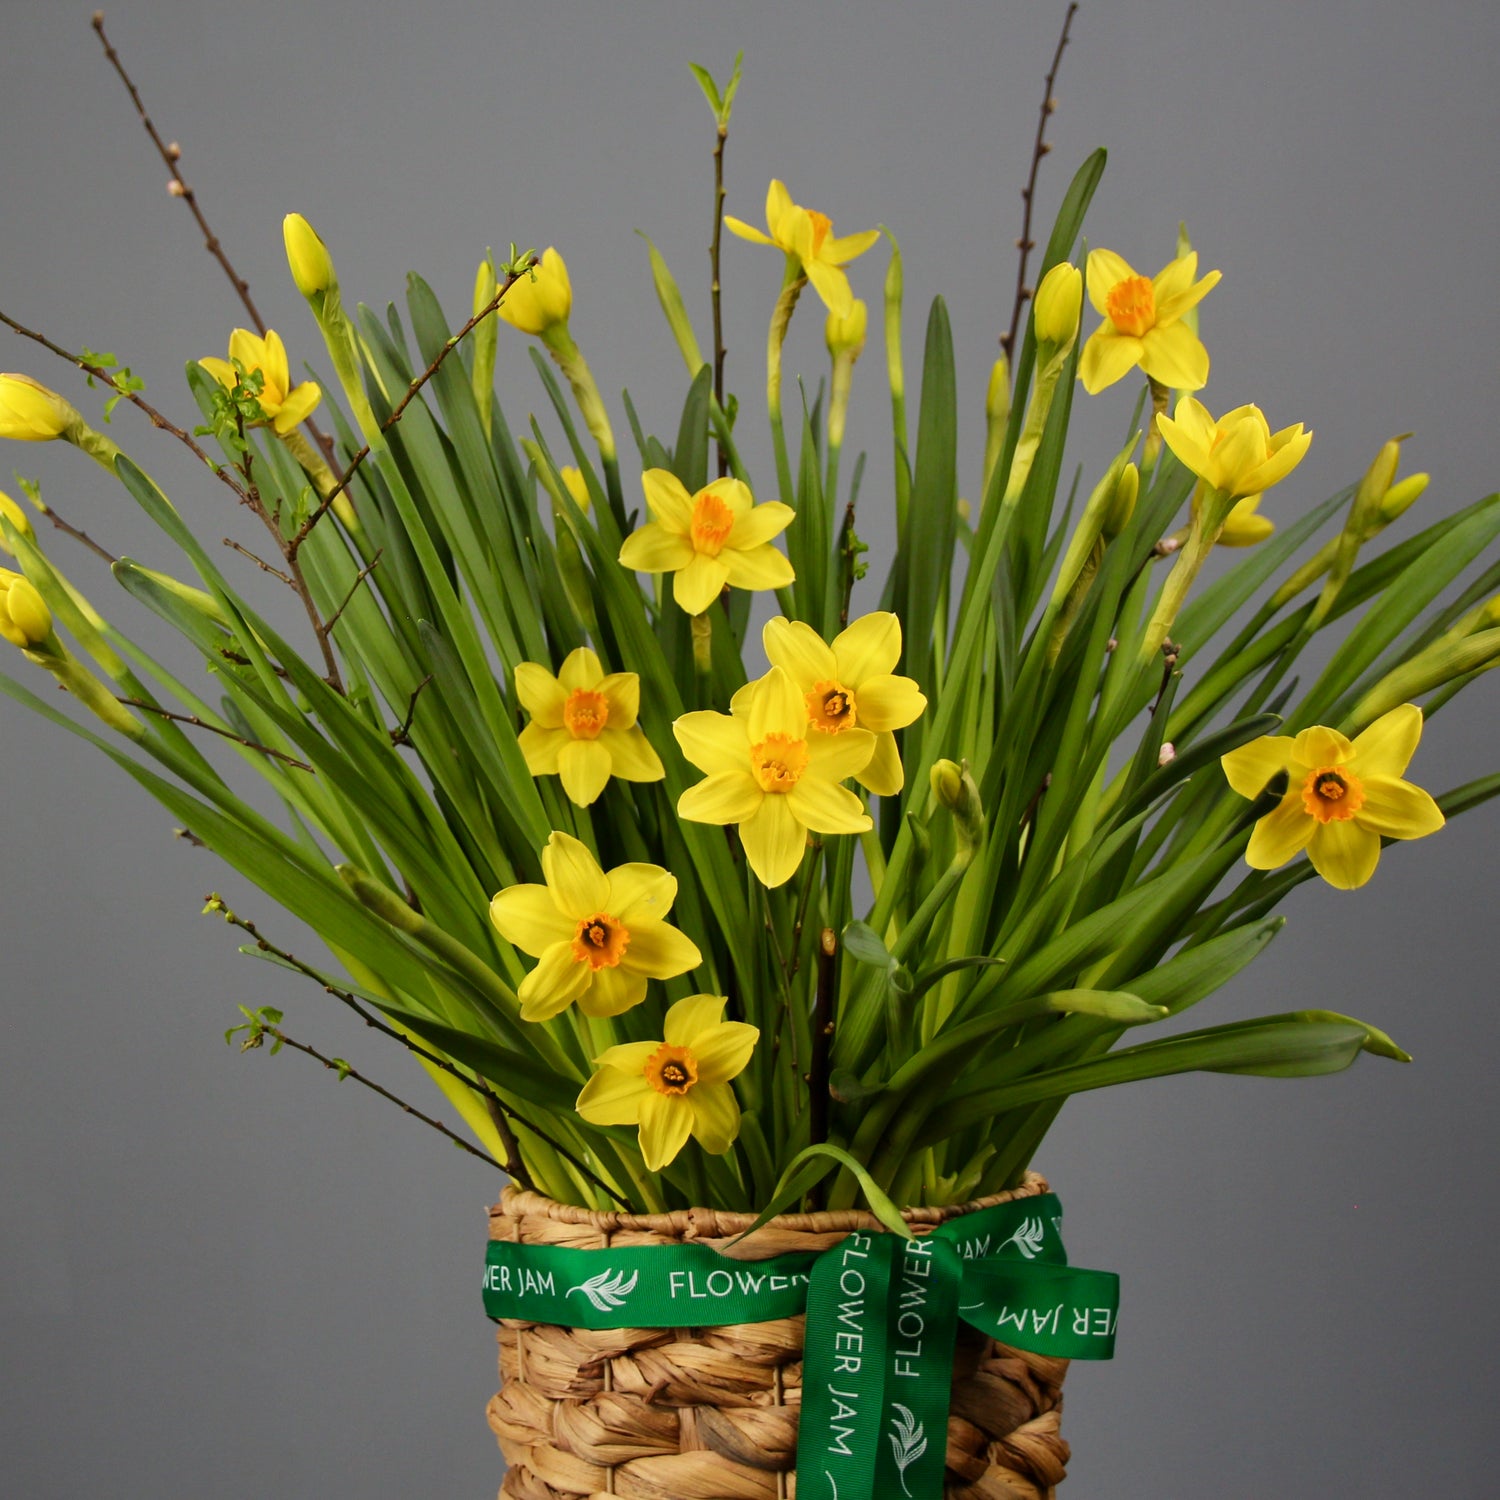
[675,666,873,888]
[759,612,926,795]
[515,647,664,807]
[0,374,78,442]
[575,994,758,1171]
[1221,705,1444,890]
[497,247,572,337]
[199,329,321,435]
[725,180,879,318]
[489,833,701,1021]
[0,568,53,650]
[619,471,793,616]
[1079,249,1220,394]
[1157,398,1312,501]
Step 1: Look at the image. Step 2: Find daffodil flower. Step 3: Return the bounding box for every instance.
[725,180,879,318]
[1221,705,1445,889]
[0,374,79,442]
[1079,249,1220,395]
[199,329,321,435]
[618,471,794,616]
[489,833,701,1021]
[674,666,873,888]
[575,994,758,1171]
[759,612,926,795]
[497,247,572,338]
[1157,398,1312,502]
[515,647,664,807]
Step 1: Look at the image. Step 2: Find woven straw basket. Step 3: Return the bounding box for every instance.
[486,1172,1071,1499]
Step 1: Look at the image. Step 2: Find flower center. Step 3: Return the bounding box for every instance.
[1302,766,1366,824]
[749,732,810,793]
[1105,275,1157,337]
[690,493,736,556]
[570,912,630,970]
[807,209,833,257]
[563,687,610,740]
[805,679,857,733]
[644,1041,698,1096]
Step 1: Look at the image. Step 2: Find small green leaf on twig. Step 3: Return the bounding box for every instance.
[688,51,743,127]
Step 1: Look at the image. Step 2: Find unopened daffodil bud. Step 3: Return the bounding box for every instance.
[283,213,336,301]
[826,298,868,361]
[498,247,572,338]
[1350,434,1409,533]
[1377,471,1428,527]
[0,374,80,443]
[929,757,984,851]
[471,252,499,437]
[560,466,591,513]
[0,569,52,649]
[0,489,35,553]
[1033,261,1083,350]
[982,355,1011,496]
[1103,461,1139,540]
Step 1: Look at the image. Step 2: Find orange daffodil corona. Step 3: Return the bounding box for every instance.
[1079,249,1221,395]
[515,647,664,807]
[619,470,794,616]
[576,995,759,1171]
[724,180,879,318]
[200,329,321,435]
[1222,706,1445,890]
[489,833,701,1021]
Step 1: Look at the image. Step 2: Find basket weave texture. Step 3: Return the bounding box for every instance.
[487,1173,1070,1500]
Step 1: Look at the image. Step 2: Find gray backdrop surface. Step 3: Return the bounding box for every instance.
[2,1,1497,1495]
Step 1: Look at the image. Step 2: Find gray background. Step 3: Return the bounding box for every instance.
[2,1,1497,1495]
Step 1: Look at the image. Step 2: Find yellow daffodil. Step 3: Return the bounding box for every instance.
[758,612,926,795]
[575,994,758,1171]
[674,666,873,888]
[0,568,53,650]
[282,213,335,300]
[489,832,701,1022]
[1033,261,1083,349]
[0,374,79,442]
[1194,490,1274,547]
[515,647,664,807]
[199,329,321,435]
[618,470,794,616]
[1157,398,1312,501]
[1221,705,1444,890]
[725,180,879,318]
[497,247,572,337]
[1079,249,1220,394]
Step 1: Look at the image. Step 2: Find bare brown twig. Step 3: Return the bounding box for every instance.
[37,503,119,565]
[711,119,729,478]
[222,537,294,586]
[389,674,433,746]
[1000,3,1078,362]
[324,549,383,634]
[121,698,314,770]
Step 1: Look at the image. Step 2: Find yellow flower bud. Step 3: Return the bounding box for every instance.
[0,489,34,553]
[1104,461,1139,540]
[283,213,336,300]
[1377,471,1429,528]
[929,757,984,851]
[1350,434,1408,532]
[986,357,1011,426]
[930,758,964,809]
[0,570,53,649]
[825,298,868,360]
[559,466,591,514]
[1033,261,1083,349]
[0,374,79,442]
[498,247,573,337]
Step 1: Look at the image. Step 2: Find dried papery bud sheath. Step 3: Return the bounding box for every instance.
[0,374,80,443]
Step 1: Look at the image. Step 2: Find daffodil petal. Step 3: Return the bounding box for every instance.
[857,730,905,796]
[641,468,695,530]
[1350,704,1424,779]
[260,329,291,398]
[488,885,575,954]
[622,921,702,981]
[832,611,902,684]
[722,544,795,593]
[852,674,926,732]
[541,832,609,915]
[803,257,854,318]
[1086,249,1139,310]
[576,1059,652,1126]
[724,215,775,246]
[518,722,568,775]
[518,942,592,1021]
[577,965,648,1018]
[638,1092,694,1172]
[1138,323,1210,392]
[766,180,793,237]
[1172,396,1216,450]
[1155,267,1221,325]
[1150,252,1198,306]
[599,726,663,782]
[1079,329,1144,394]
[1241,426,1312,496]
[1245,794,1315,869]
[1356,776,1446,840]
[1292,725,1355,769]
[592,1040,660,1074]
[787,776,873,835]
[271,381,321,433]
[678,771,763,824]
[1156,408,1212,477]
[514,662,566,725]
[726,500,795,548]
[739,794,807,888]
[619,522,694,574]
[199,356,236,390]
[673,553,730,615]
[1221,735,1297,799]
[824,228,881,265]
[597,672,640,724]
[607,863,677,927]
[706,476,755,517]
[1307,820,1382,890]
[558,739,613,807]
[673,710,748,773]
[687,1081,742,1155]
[664,994,728,1047]
[764,616,837,686]
[558,647,603,692]
[806,726,877,782]
[748,667,807,742]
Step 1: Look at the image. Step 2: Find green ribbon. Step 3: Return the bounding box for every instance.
[483,1193,1117,1500]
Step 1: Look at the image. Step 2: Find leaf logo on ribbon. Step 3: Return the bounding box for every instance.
[888,1402,928,1497]
[564,1267,639,1311]
[998,1216,1045,1259]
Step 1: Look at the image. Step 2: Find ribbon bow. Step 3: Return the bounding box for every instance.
[483,1192,1118,1500]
